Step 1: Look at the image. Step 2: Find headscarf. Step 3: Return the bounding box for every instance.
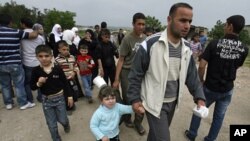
[71,27,81,47]
[51,24,63,42]
[32,23,43,31]
[32,23,45,43]
[33,23,44,35]
[71,27,78,33]
[62,30,75,45]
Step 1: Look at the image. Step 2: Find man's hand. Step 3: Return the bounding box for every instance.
[132,101,145,115]
[112,80,119,89]
[197,99,206,109]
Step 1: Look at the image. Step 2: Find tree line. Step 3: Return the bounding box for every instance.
[1,0,249,45]
[0,0,75,33]
[209,20,250,45]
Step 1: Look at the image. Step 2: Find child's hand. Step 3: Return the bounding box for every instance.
[37,77,47,87]
[38,77,47,83]
[67,97,74,108]
[99,68,104,77]
[137,106,145,114]
[101,136,109,141]
[67,72,76,80]
[132,101,145,115]
[87,64,93,68]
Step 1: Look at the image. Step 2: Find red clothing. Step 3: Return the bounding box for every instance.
[77,55,95,75]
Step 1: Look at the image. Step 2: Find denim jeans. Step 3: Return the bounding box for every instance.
[0,64,28,106]
[23,65,42,103]
[81,74,92,97]
[42,95,69,141]
[188,86,233,141]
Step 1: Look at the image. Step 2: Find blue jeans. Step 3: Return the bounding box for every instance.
[188,86,233,141]
[23,65,42,103]
[0,64,28,106]
[81,74,92,97]
[42,95,69,141]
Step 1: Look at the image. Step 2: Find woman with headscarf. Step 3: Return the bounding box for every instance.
[53,30,77,57]
[62,30,78,56]
[32,23,46,44]
[48,24,62,54]
[63,30,85,98]
[71,27,81,49]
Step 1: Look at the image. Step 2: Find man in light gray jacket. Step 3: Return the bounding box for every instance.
[127,2,206,141]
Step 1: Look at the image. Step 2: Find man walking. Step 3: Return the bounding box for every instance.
[185,15,248,141]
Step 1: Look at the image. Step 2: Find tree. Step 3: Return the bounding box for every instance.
[0,0,36,28]
[43,8,76,33]
[209,20,250,45]
[145,15,164,32]
[239,29,250,45]
[0,1,76,33]
[208,20,224,40]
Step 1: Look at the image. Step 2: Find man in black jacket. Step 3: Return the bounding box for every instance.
[185,15,249,141]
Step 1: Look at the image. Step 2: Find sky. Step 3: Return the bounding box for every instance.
[1,0,250,30]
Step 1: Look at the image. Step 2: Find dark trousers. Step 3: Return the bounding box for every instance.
[97,135,120,141]
[23,65,42,103]
[65,79,78,111]
[103,66,116,85]
[120,68,144,125]
[91,66,98,86]
[146,101,177,141]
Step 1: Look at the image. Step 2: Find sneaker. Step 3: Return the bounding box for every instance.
[64,124,71,133]
[67,110,73,116]
[36,97,42,103]
[185,130,195,141]
[6,104,13,110]
[125,121,134,128]
[29,102,36,107]
[20,102,35,110]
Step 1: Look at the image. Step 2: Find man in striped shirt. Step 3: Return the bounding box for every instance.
[0,14,38,110]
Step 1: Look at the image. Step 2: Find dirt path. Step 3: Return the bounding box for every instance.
[0,67,249,141]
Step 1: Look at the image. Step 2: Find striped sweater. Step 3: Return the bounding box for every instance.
[55,54,79,78]
[0,26,29,65]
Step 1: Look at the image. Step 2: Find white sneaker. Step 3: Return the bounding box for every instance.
[29,102,36,107]
[6,104,13,110]
[20,102,35,110]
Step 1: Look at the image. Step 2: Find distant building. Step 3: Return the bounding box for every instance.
[186,25,208,41]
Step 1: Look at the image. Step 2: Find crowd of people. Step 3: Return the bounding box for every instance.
[0,2,249,141]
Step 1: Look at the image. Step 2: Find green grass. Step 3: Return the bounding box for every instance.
[243,47,250,67]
